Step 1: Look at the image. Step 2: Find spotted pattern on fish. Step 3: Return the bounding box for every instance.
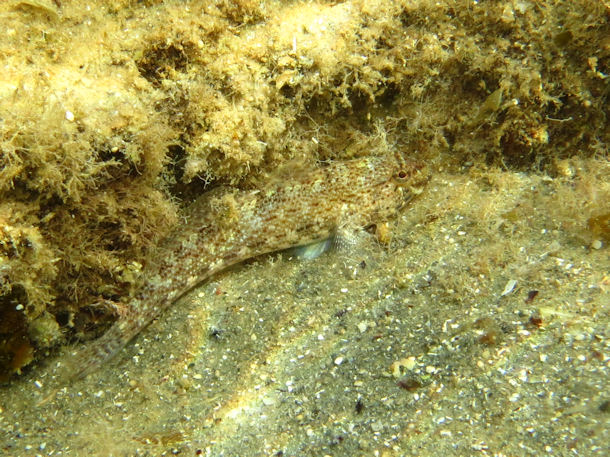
[59,155,428,382]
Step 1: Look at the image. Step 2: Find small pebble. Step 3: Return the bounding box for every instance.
[371,421,384,432]
[539,353,548,362]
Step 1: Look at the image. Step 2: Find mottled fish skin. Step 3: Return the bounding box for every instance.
[59,155,427,382]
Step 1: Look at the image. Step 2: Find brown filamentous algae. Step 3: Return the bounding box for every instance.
[54,155,428,388]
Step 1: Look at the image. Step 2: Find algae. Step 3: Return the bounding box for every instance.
[0,0,607,378]
[0,0,608,454]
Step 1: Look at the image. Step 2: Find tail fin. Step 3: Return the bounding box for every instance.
[38,318,137,405]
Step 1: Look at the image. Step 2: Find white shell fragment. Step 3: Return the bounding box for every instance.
[501,279,518,296]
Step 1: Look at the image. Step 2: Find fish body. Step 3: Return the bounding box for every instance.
[60,155,427,381]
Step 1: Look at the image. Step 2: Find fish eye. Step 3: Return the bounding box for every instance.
[396,169,410,180]
[393,160,428,189]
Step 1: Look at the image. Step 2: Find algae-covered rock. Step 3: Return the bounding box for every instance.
[0,0,607,378]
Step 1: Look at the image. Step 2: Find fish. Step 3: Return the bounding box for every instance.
[52,154,428,388]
